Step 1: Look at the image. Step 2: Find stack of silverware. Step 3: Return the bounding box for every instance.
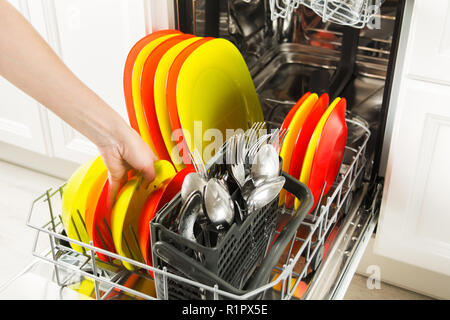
[176,122,288,245]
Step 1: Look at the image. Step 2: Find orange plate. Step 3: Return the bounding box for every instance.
[84,172,108,240]
[280,92,311,132]
[286,93,328,207]
[279,94,319,206]
[166,38,214,165]
[123,30,181,133]
[141,34,195,163]
[137,187,165,269]
[307,98,347,209]
[92,179,116,262]
[137,166,194,272]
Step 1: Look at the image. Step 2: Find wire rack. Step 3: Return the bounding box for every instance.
[25,118,370,300]
[255,0,384,28]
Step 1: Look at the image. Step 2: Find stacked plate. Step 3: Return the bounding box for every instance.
[278,92,348,211]
[61,29,264,275]
[123,29,264,169]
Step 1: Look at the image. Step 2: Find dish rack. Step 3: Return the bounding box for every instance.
[252,0,385,28]
[26,117,370,300]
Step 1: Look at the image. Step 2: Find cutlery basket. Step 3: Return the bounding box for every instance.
[150,171,313,300]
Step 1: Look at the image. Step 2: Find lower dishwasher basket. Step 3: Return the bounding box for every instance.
[25,118,370,300]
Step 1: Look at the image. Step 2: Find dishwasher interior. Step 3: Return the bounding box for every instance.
[172,0,403,299]
[24,0,405,300]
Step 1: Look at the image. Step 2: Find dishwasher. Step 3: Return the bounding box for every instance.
[19,0,406,300]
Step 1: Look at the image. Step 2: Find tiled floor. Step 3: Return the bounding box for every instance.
[0,160,433,299]
[0,161,63,287]
[344,274,432,300]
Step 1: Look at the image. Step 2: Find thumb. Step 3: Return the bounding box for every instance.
[140,161,156,189]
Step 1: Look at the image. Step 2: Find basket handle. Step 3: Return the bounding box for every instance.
[245,171,313,290]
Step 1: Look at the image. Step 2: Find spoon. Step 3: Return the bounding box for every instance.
[177,191,203,242]
[247,176,286,211]
[240,176,266,202]
[251,144,280,180]
[181,172,207,202]
[203,178,234,230]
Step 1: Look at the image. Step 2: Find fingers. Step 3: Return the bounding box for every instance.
[107,171,126,211]
[99,128,159,207]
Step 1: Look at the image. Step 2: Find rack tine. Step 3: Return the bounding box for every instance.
[46,190,56,232]
[94,222,109,258]
[129,225,145,263]
[76,209,88,233]
[70,214,86,255]
[122,232,135,262]
[58,214,64,227]
[102,217,114,243]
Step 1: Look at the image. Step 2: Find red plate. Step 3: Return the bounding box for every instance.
[123,30,182,133]
[280,92,311,132]
[166,38,214,165]
[92,179,116,262]
[137,167,195,272]
[138,187,165,269]
[286,93,329,207]
[308,98,347,209]
[141,34,195,163]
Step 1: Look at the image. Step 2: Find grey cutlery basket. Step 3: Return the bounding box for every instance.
[150,171,313,300]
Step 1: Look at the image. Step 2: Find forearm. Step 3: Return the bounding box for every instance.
[0,0,128,147]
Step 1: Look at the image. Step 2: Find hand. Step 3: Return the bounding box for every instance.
[0,0,158,206]
[98,126,158,207]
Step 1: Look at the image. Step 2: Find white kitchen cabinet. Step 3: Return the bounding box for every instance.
[406,0,450,86]
[39,0,170,164]
[0,0,174,170]
[0,0,50,156]
[376,0,450,276]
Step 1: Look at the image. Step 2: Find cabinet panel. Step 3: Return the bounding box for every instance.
[407,0,450,85]
[376,79,450,276]
[0,0,50,155]
[40,0,154,163]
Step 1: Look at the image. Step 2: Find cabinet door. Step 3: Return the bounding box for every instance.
[38,0,174,164]
[376,0,450,276]
[0,0,50,155]
[407,0,450,85]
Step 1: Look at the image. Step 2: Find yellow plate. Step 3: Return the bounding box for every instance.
[175,38,264,164]
[278,94,319,206]
[154,37,203,170]
[84,164,108,241]
[295,97,341,210]
[62,158,94,230]
[111,160,176,270]
[69,278,96,300]
[66,156,107,252]
[132,33,179,153]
